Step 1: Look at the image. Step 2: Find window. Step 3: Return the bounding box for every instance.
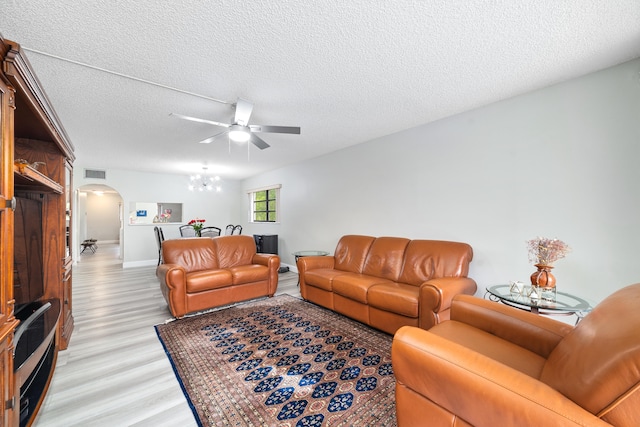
[249,185,281,222]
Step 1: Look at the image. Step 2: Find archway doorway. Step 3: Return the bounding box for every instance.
[76,184,124,261]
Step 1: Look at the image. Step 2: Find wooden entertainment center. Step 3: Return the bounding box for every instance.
[1,37,75,426]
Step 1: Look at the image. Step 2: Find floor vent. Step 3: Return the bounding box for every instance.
[84,169,106,179]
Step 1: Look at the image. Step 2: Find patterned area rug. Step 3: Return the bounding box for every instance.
[155,294,396,427]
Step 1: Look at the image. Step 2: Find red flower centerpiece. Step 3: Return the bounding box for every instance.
[188,218,205,236]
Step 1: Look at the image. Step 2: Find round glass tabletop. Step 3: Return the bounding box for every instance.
[486,284,593,313]
[292,250,330,258]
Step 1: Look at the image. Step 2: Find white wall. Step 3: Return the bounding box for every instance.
[242,58,640,304]
[73,168,242,267]
[84,192,122,242]
[71,58,639,303]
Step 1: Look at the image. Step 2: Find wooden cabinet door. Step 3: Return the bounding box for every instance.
[0,64,17,427]
[60,162,73,349]
[0,339,13,427]
[0,57,15,339]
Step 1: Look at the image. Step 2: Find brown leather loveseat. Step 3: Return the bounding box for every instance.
[156,235,280,318]
[392,283,640,426]
[297,235,476,334]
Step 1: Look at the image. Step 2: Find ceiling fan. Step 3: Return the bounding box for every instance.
[171,98,301,149]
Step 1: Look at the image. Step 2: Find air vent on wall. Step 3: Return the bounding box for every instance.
[84,169,106,179]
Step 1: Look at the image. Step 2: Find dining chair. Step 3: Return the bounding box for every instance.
[225,224,235,235]
[200,226,221,238]
[179,225,197,237]
[232,225,243,235]
[153,226,165,265]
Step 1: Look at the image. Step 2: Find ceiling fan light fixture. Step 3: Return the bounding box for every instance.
[229,124,251,143]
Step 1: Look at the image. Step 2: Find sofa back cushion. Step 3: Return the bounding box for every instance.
[162,238,219,272]
[334,235,376,273]
[212,235,257,268]
[362,237,410,281]
[398,240,473,285]
[540,283,640,420]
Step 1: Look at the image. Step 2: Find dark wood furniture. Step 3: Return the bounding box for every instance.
[1,36,75,426]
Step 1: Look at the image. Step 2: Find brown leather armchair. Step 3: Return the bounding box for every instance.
[392,283,640,426]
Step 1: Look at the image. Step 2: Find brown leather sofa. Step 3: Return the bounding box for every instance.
[392,283,640,426]
[156,235,280,317]
[297,235,476,334]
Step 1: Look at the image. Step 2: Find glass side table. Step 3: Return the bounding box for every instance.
[485,284,594,324]
[293,250,330,262]
[293,250,330,286]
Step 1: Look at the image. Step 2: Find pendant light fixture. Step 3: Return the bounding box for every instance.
[188,166,221,192]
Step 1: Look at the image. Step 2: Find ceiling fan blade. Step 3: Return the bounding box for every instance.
[234,98,254,126]
[250,133,270,150]
[198,130,228,144]
[249,125,301,134]
[170,113,230,128]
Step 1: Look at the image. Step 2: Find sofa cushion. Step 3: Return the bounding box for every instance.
[333,235,376,273]
[362,237,410,281]
[186,269,233,293]
[368,282,420,318]
[229,264,269,285]
[333,273,394,303]
[398,240,473,285]
[213,235,257,268]
[164,238,219,272]
[303,269,349,291]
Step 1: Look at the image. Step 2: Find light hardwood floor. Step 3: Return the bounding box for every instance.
[33,243,300,427]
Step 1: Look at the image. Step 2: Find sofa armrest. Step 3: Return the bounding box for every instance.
[252,254,280,295]
[392,326,611,427]
[419,277,477,329]
[252,253,279,267]
[297,255,335,272]
[297,256,336,292]
[156,263,188,317]
[449,295,573,358]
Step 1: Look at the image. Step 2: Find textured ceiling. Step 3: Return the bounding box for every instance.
[1,1,639,180]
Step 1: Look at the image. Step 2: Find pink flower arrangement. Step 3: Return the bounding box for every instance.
[526,237,571,266]
[188,218,205,233]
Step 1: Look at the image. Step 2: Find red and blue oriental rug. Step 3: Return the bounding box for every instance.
[155,294,396,426]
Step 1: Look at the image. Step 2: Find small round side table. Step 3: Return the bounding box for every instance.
[485,284,594,324]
